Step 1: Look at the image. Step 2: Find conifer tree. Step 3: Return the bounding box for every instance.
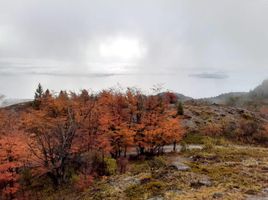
[33,83,44,109]
[34,83,43,99]
[177,101,184,115]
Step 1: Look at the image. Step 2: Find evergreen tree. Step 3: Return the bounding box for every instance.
[34,83,43,100]
[33,83,44,109]
[177,101,184,115]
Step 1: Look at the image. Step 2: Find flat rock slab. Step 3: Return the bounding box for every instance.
[246,196,268,200]
[169,161,191,171]
[247,188,268,200]
[212,192,224,199]
[242,158,259,167]
[190,177,212,188]
[169,157,191,171]
[108,173,151,190]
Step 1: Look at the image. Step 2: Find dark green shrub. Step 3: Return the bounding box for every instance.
[177,101,184,115]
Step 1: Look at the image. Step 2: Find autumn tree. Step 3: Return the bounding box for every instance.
[76,90,111,153]
[22,86,185,189]
[163,117,185,151]
[134,94,184,155]
[0,110,28,198]
[25,92,79,187]
[0,84,188,199]
[0,131,29,200]
[26,107,77,187]
[163,91,178,104]
[97,90,131,158]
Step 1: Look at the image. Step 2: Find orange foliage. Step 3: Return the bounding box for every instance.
[73,174,94,192]
[0,85,185,196]
[201,123,223,136]
[260,106,268,119]
[0,132,29,199]
[163,91,178,104]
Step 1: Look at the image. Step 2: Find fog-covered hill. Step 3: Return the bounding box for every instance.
[0,97,32,107]
[249,79,268,99]
[203,79,268,107]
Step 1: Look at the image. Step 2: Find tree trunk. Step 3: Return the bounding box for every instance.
[173,141,176,152]
[124,146,127,157]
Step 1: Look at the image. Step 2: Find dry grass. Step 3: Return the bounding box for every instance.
[40,143,268,200]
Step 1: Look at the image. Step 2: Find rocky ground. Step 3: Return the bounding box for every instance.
[43,142,268,200]
[183,103,268,132]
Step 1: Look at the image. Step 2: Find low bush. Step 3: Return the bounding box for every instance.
[180,141,187,152]
[182,132,206,144]
[72,174,94,192]
[147,156,166,170]
[202,137,214,150]
[129,162,150,175]
[215,137,230,146]
[124,181,165,199]
[104,157,117,175]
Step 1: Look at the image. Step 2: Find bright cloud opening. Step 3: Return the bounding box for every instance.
[99,36,146,61]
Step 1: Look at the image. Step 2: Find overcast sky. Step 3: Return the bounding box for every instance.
[0,0,267,99]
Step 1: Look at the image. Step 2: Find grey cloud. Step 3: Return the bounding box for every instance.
[189,73,229,79]
[28,72,117,78]
[0,0,268,98]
